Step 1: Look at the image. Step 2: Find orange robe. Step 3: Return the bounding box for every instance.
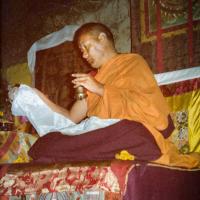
[87,54,200,168]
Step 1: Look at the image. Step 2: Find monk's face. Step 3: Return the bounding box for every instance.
[78,33,106,69]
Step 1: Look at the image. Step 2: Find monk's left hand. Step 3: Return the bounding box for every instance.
[72,73,104,96]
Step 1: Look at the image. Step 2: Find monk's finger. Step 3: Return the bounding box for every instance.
[73,83,81,88]
[72,77,88,85]
[71,73,88,77]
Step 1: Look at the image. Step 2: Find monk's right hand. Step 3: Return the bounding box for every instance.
[72,73,104,96]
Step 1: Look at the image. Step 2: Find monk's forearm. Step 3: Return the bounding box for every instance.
[32,88,87,124]
[32,88,71,118]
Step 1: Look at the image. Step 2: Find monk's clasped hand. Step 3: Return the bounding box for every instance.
[71,73,104,96]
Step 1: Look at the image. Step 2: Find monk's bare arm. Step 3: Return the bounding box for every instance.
[32,88,87,123]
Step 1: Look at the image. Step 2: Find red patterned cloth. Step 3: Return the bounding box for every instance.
[0,162,120,197]
[160,78,200,97]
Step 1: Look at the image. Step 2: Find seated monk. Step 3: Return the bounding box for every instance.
[11,22,200,168]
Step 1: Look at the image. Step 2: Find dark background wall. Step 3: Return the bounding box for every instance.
[2,0,199,74]
[1,0,130,70]
[0,0,130,111]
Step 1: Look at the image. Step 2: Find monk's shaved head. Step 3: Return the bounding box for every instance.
[74,22,115,46]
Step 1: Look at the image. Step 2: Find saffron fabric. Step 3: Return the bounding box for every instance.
[188,89,200,152]
[166,89,200,153]
[87,54,170,131]
[87,54,200,168]
[162,78,200,153]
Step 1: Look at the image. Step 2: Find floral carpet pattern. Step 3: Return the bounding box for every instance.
[0,163,120,199]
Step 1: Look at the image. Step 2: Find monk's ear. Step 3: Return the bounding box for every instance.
[98,32,107,42]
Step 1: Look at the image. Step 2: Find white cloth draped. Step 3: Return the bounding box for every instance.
[11,84,119,137]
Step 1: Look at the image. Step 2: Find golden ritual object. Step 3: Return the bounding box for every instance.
[75,85,87,100]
